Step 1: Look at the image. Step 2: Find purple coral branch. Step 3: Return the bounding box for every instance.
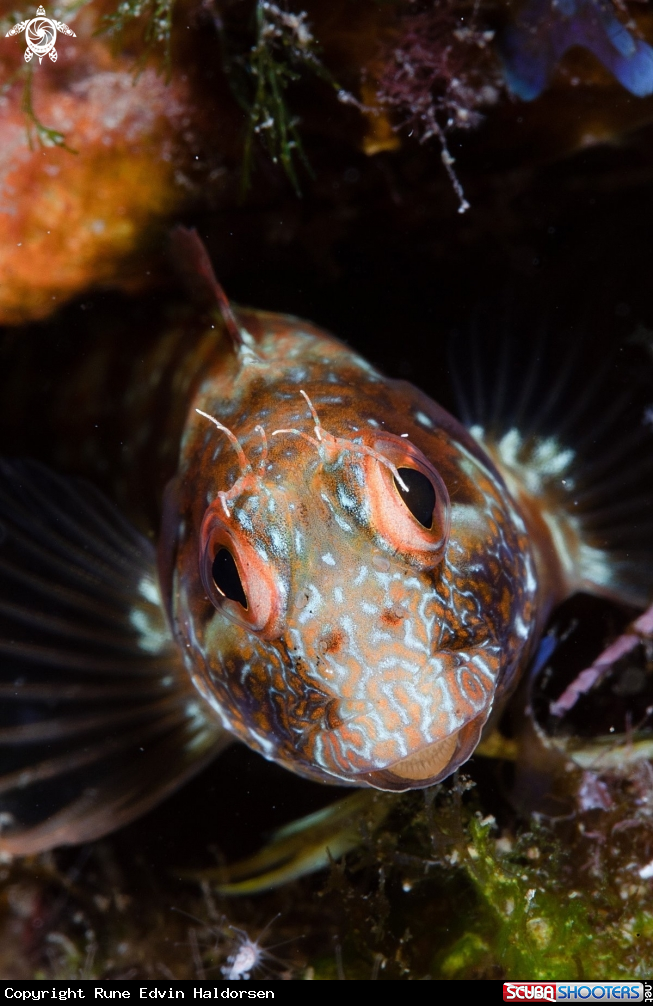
[550,602,653,717]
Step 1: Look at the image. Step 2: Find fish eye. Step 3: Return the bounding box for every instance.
[199,504,287,639]
[394,467,436,529]
[361,434,451,568]
[212,548,247,608]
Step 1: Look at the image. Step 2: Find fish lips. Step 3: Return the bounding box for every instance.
[308,646,499,789]
[356,716,487,791]
[312,710,490,791]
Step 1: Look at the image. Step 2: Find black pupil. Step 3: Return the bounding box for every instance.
[394,467,435,529]
[212,548,248,608]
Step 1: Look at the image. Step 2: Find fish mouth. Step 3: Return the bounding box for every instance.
[388,732,459,780]
[349,715,486,792]
[308,651,499,790]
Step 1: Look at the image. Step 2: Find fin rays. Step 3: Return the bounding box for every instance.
[0,460,227,852]
[0,637,172,675]
[0,556,137,628]
[0,694,182,744]
[0,598,159,654]
[0,711,185,797]
[6,471,148,576]
[450,321,653,606]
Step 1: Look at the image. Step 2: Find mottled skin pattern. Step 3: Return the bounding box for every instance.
[164,309,541,791]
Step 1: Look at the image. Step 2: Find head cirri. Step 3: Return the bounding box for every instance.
[166,306,539,793]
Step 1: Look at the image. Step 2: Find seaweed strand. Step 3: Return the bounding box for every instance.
[22,62,75,152]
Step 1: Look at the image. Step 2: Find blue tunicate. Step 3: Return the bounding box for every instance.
[500,0,653,100]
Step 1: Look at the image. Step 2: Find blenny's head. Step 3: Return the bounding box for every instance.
[172,373,538,792]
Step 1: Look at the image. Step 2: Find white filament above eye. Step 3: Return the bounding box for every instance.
[271,390,410,492]
[196,409,250,473]
[196,411,272,517]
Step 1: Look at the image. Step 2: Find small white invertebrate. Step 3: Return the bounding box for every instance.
[221,916,282,980]
[222,936,261,980]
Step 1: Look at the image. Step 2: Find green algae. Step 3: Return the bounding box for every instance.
[241,0,311,195]
[98,0,340,192]
[440,817,640,979]
[102,0,175,67]
[1,3,83,153]
[227,1,337,196]
[297,759,653,979]
[3,758,653,980]
[21,63,74,151]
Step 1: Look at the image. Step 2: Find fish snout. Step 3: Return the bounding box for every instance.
[315,712,488,791]
[309,648,500,790]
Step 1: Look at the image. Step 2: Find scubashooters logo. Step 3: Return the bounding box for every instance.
[504,985,644,1002]
[0,990,275,1000]
[5,5,75,64]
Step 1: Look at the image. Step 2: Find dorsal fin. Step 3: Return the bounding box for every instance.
[169,225,245,350]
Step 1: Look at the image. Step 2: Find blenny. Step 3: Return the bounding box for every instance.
[0,230,650,855]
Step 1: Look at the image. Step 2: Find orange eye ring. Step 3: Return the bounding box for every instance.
[199,504,286,639]
[366,434,451,567]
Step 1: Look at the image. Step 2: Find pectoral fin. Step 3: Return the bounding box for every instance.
[450,321,653,609]
[0,460,228,854]
[186,790,393,895]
